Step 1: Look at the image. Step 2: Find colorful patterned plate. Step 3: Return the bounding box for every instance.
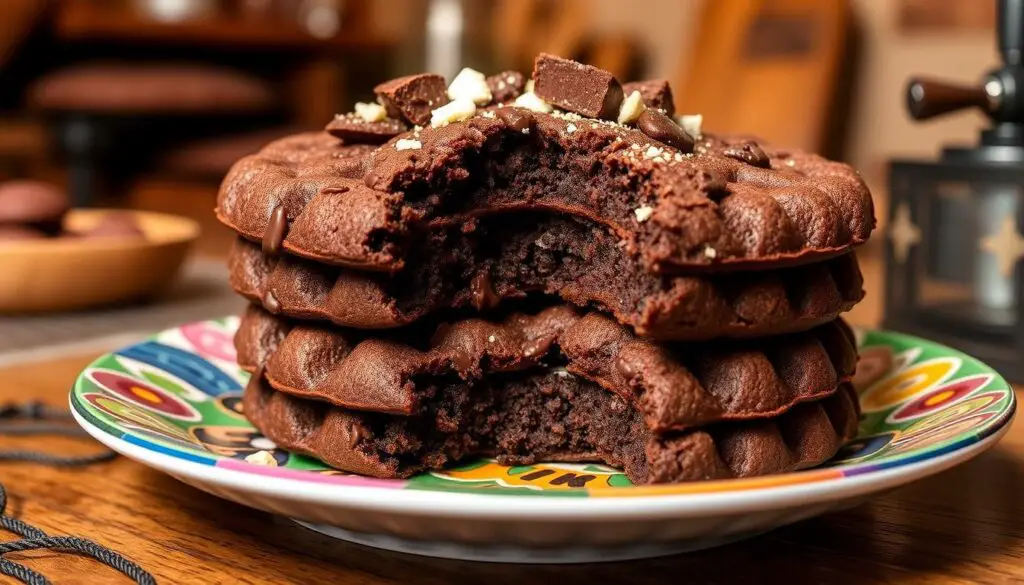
[70,318,1016,562]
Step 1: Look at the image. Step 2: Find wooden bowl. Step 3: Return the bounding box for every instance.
[0,209,199,313]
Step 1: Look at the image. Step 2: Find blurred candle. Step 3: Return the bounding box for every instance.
[134,0,216,22]
[425,0,464,82]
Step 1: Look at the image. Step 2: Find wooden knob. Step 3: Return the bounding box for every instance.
[906,78,990,120]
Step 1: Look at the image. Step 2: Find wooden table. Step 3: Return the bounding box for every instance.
[0,349,1021,584]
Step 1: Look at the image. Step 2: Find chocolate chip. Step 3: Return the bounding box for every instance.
[494,106,534,133]
[636,109,694,153]
[326,113,407,144]
[622,79,675,117]
[347,421,367,448]
[262,289,281,314]
[449,350,475,373]
[521,334,557,359]
[469,271,500,310]
[722,142,771,168]
[532,53,623,120]
[374,73,449,126]
[616,355,639,379]
[486,70,526,103]
[262,205,287,256]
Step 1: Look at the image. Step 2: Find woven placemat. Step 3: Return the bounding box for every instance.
[0,258,243,366]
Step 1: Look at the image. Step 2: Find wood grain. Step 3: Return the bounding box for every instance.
[677,0,850,154]
[1,252,1021,584]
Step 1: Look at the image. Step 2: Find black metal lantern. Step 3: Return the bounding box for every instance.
[887,0,1024,380]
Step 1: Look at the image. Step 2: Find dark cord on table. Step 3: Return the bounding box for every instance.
[0,402,157,585]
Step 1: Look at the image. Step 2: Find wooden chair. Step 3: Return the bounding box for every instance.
[677,0,853,154]
[490,0,642,80]
[0,0,46,71]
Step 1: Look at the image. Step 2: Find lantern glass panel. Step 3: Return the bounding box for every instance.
[912,180,1020,333]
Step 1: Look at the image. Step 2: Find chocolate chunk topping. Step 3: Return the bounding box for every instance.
[494,106,534,133]
[469,271,500,311]
[374,73,449,126]
[622,79,675,117]
[636,109,694,152]
[486,71,526,103]
[723,142,771,168]
[532,53,623,120]
[262,205,287,256]
[326,113,407,144]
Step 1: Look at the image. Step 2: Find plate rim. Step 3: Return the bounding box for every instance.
[69,319,1018,518]
[70,403,1013,520]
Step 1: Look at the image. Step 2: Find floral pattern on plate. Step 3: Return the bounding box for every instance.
[71,318,1015,496]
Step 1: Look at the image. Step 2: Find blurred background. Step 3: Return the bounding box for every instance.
[0,0,1009,369]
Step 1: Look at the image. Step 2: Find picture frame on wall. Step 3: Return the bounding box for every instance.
[898,0,994,33]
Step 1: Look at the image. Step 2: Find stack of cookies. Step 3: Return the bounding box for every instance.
[218,54,875,484]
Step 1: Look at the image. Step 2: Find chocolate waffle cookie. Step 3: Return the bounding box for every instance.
[243,369,859,484]
[228,215,864,340]
[216,56,874,273]
[235,304,857,433]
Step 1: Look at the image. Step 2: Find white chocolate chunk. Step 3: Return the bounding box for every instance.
[704,245,718,259]
[565,123,577,134]
[617,91,647,124]
[430,98,477,127]
[525,79,535,93]
[643,145,663,159]
[550,367,575,378]
[634,206,654,222]
[395,138,422,151]
[447,67,492,105]
[251,436,277,450]
[354,101,387,123]
[513,91,552,113]
[245,450,278,466]
[677,114,703,138]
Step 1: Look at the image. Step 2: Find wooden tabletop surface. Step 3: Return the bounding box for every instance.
[2,248,1023,584]
[0,352,1020,584]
